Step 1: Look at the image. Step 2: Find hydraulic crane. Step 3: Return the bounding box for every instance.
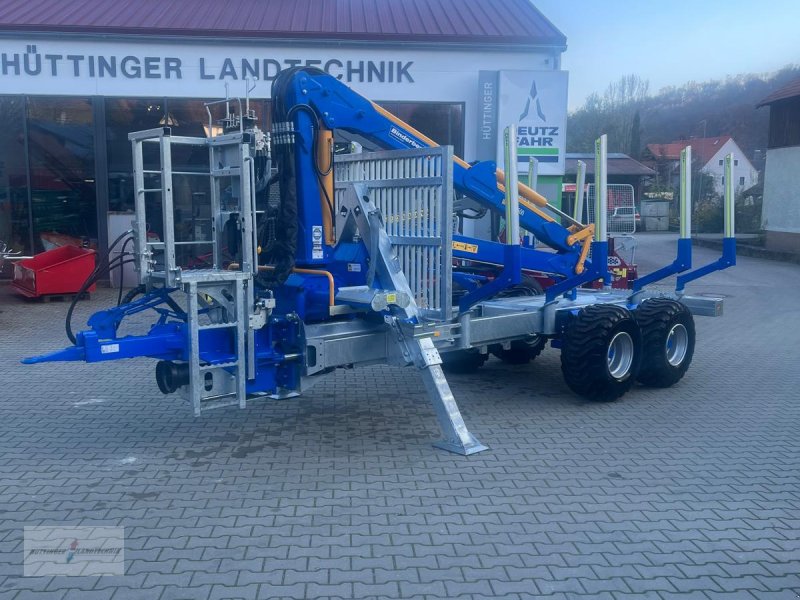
[23,68,736,455]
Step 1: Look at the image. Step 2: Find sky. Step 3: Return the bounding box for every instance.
[534,0,800,111]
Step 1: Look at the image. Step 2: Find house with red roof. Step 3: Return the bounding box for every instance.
[644,136,758,196]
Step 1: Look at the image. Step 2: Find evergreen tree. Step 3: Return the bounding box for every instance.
[629,110,641,158]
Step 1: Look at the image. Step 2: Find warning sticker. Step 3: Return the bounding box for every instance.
[101,344,120,355]
[347,263,362,272]
[312,225,323,259]
[452,241,479,254]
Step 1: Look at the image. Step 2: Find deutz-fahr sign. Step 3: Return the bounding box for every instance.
[497,70,568,176]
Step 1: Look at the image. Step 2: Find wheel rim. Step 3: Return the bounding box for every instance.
[665,323,689,367]
[607,331,634,380]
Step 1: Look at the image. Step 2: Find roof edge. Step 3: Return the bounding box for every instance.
[0,24,568,50]
[525,1,567,46]
[757,77,800,107]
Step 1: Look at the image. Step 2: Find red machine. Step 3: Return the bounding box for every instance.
[12,245,96,299]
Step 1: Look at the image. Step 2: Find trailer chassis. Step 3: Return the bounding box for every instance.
[24,112,737,455]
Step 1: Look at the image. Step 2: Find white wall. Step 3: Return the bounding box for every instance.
[0,35,566,240]
[762,146,800,234]
[701,139,758,194]
[0,36,561,163]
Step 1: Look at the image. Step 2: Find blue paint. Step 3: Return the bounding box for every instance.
[458,245,522,312]
[633,237,693,292]
[22,68,737,403]
[676,237,736,292]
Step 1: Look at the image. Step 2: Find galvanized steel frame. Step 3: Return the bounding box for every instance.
[129,126,260,413]
[334,146,455,321]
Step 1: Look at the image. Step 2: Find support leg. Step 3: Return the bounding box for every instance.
[185,282,204,416]
[413,338,488,455]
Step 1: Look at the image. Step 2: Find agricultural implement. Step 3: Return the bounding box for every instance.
[24,68,736,454]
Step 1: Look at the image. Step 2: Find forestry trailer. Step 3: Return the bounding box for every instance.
[24,68,736,455]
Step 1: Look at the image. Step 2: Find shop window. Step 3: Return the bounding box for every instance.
[105,98,167,213]
[106,97,269,212]
[0,96,30,263]
[107,98,267,267]
[170,99,268,267]
[376,101,465,157]
[27,97,96,252]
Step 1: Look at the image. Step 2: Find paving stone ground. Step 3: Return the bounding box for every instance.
[0,233,799,600]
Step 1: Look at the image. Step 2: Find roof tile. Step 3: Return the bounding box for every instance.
[0,0,566,45]
[565,153,655,177]
[757,77,800,107]
[646,136,732,165]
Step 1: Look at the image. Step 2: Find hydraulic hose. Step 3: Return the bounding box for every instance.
[65,254,135,344]
[121,284,146,305]
[65,230,132,344]
[117,236,135,306]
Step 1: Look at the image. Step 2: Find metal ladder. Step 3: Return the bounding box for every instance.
[129,123,261,415]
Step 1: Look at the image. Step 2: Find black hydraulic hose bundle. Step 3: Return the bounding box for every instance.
[65,230,134,344]
[287,102,336,226]
[65,239,181,345]
[265,68,302,285]
[264,67,336,287]
[117,236,134,306]
[66,257,130,344]
[120,284,146,306]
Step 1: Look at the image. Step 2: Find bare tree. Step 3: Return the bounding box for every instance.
[567,74,650,153]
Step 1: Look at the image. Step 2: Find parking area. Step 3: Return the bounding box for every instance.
[1,233,799,600]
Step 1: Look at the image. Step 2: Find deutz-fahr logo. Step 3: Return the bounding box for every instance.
[519,80,546,122]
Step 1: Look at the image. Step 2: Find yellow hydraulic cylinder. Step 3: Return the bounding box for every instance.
[316,125,336,246]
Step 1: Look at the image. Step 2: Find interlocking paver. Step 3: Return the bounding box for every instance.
[1,235,799,599]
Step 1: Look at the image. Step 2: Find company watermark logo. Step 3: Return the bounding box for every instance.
[24,526,124,576]
[519,80,547,122]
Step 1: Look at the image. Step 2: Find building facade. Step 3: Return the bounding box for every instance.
[758,78,800,253]
[0,0,568,270]
[645,137,758,197]
[697,138,758,195]
[563,152,654,205]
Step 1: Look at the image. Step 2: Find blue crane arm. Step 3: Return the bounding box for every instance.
[272,67,593,271]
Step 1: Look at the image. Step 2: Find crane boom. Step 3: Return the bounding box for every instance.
[270,67,592,274]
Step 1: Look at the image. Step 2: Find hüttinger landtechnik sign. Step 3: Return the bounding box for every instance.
[0,38,427,99]
[496,70,569,176]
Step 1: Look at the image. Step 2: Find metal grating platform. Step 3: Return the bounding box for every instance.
[334,147,454,321]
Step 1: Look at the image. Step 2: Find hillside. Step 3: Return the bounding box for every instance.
[567,65,800,160]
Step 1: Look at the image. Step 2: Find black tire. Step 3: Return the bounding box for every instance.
[441,350,487,374]
[560,304,642,402]
[491,276,547,364]
[634,298,695,388]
